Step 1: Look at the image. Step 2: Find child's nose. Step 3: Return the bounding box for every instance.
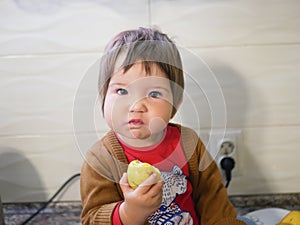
[130,98,147,113]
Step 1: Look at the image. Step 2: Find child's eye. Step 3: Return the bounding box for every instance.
[116,88,128,95]
[148,91,162,98]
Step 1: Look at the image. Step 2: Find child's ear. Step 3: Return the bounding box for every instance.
[171,97,183,118]
[175,97,183,110]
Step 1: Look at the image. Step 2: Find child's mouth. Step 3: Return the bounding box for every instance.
[129,119,144,126]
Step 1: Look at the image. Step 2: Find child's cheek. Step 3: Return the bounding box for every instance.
[149,117,168,135]
[103,96,115,120]
[104,95,126,123]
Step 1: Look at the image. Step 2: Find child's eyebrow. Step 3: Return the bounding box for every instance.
[151,86,171,92]
[108,82,127,87]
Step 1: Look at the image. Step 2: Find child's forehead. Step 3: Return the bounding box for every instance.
[109,63,171,89]
[112,61,168,80]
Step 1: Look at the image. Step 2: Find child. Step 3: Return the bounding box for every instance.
[80,27,246,225]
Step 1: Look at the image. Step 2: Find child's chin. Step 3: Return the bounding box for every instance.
[129,130,150,139]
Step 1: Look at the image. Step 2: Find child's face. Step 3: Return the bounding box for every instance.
[103,62,174,147]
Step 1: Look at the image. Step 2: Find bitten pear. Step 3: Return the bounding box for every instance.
[127,159,161,190]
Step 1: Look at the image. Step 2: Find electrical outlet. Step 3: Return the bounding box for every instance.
[207,129,242,177]
[219,140,235,155]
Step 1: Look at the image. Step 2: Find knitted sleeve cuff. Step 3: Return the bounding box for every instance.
[93,202,120,225]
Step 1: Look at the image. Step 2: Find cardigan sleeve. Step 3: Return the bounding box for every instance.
[80,141,126,225]
[80,160,122,225]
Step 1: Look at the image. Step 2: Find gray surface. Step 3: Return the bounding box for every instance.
[3,193,300,225]
[3,202,82,225]
[1,197,4,225]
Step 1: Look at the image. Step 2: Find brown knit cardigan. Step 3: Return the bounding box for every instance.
[80,123,245,225]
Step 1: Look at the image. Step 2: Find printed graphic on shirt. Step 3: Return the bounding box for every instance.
[147,166,193,225]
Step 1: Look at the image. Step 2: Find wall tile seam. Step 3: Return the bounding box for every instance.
[0,42,300,58]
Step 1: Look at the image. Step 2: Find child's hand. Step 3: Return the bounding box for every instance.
[119,172,163,225]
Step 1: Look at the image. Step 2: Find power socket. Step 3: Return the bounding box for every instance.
[219,140,235,155]
[207,129,242,178]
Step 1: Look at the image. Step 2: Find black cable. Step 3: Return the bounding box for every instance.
[20,173,81,225]
[220,157,235,188]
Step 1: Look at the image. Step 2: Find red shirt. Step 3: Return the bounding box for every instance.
[113,125,199,225]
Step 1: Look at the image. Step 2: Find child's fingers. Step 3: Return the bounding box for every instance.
[120,172,128,185]
[147,179,164,200]
[119,173,132,193]
[137,173,162,194]
[140,173,159,186]
[138,175,163,207]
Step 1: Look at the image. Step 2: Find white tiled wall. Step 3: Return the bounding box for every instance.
[1,0,299,202]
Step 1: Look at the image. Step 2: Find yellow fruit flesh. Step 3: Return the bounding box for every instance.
[127,160,160,190]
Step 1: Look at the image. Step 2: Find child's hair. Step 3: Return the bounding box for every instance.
[98,27,184,118]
